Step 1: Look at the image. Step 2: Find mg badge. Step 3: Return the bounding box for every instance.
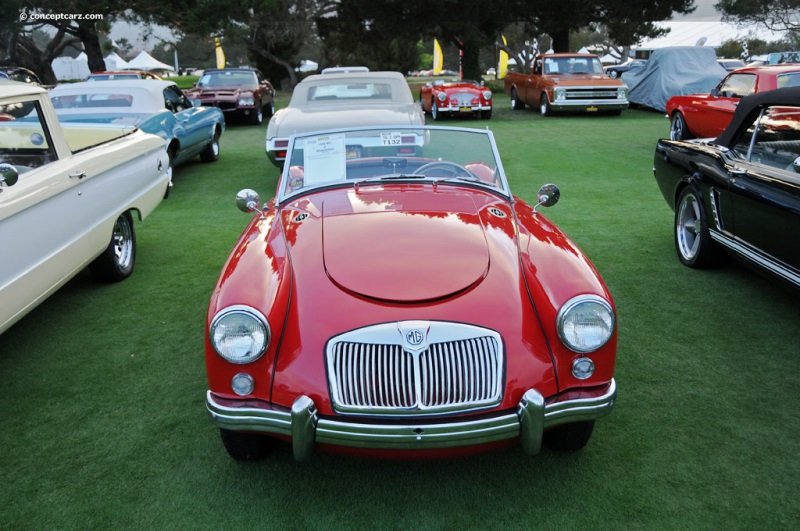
[406,329,424,346]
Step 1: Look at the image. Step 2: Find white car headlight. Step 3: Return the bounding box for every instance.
[483,90,492,100]
[554,88,566,101]
[618,87,628,99]
[437,92,447,102]
[210,305,270,364]
[556,295,615,353]
[239,96,255,106]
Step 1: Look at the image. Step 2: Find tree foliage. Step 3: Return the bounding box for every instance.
[716,0,800,32]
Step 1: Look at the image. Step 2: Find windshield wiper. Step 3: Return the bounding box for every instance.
[354,174,426,189]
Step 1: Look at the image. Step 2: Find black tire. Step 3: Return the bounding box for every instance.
[540,93,552,117]
[420,98,427,115]
[249,103,263,125]
[219,429,273,461]
[510,88,525,110]
[481,109,492,119]
[200,129,220,162]
[89,212,136,283]
[674,186,722,268]
[670,112,690,141]
[264,100,275,119]
[544,421,595,451]
[431,103,443,121]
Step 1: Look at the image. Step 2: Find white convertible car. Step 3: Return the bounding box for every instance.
[265,71,425,167]
[0,81,171,335]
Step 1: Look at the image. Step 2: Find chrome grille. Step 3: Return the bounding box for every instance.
[327,321,504,416]
[451,92,476,106]
[565,88,620,100]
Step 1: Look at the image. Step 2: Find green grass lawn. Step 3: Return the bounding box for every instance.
[1,96,799,529]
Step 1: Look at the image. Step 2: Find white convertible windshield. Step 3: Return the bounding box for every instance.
[278,126,510,202]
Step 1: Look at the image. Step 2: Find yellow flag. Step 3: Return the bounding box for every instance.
[215,37,226,69]
[433,38,443,75]
[498,35,508,79]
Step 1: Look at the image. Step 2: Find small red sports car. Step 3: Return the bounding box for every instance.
[666,64,800,140]
[420,79,493,120]
[205,126,617,462]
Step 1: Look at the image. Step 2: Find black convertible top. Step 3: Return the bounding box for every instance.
[716,87,800,146]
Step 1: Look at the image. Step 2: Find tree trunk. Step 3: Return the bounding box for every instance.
[75,23,106,73]
[550,29,570,53]
[460,39,482,81]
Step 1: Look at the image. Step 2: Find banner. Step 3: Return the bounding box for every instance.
[215,37,226,69]
[433,38,443,75]
[498,35,508,79]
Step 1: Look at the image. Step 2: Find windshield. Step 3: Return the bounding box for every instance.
[278,126,510,202]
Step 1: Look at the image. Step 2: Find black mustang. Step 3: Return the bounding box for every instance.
[653,87,800,288]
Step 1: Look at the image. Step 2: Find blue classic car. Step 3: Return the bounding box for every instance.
[49,80,225,168]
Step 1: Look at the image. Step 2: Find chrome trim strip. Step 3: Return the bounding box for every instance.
[709,231,800,287]
[205,379,616,460]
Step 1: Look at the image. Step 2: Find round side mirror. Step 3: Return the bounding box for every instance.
[236,189,260,213]
[0,163,19,188]
[536,183,560,209]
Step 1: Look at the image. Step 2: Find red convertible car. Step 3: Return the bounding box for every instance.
[205,125,617,461]
[420,79,493,120]
[666,64,800,140]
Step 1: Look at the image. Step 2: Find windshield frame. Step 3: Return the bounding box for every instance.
[276,125,512,205]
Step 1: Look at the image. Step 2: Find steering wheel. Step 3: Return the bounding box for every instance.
[413,160,475,179]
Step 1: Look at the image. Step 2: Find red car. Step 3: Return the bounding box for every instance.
[185,68,275,125]
[666,65,800,140]
[204,125,617,462]
[420,79,493,120]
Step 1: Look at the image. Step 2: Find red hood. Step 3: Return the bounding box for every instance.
[321,195,489,302]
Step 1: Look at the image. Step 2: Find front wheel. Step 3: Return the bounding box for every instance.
[431,103,443,121]
[544,421,595,451]
[540,93,552,117]
[89,212,136,283]
[670,112,690,140]
[480,109,492,119]
[674,186,721,268]
[219,429,274,461]
[264,100,275,119]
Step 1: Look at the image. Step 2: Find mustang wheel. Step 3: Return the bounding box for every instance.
[89,212,136,283]
[674,186,721,268]
[670,112,690,141]
[544,421,595,451]
[540,93,552,117]
[220,429,273,461]
[511,89,525,110]
[200,129,220,162]
[249,104,263,125]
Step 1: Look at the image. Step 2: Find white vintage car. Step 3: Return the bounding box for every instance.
[265,71,425,167]
[0,81,171,335]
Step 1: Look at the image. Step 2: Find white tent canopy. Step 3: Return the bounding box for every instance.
[634,21,785,51]
[104,52,129,70]
[51,52,90,80]
[125,51,174,71]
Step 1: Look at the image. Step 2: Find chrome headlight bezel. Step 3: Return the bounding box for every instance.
[482,90,492,100]
[437,91,447,102]
[618,87,629,99]
[556,295,615,353]
[553,88,566,101]
[209,305,271,364]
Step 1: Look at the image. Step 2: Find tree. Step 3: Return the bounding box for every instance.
[716,0,800,32]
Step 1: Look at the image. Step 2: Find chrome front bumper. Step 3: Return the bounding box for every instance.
[206,379,616,461]
[550,99,629,112]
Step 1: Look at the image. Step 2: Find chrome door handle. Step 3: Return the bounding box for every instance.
[69,170,87,179]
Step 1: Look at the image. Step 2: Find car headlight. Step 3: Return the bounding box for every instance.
[239,96,255,106]
[618,87,628,99]
[553,88,566,101]
[482,90,492,100]
[556,295,615,353]
[437,92,447,102]
[210,305,270,364]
